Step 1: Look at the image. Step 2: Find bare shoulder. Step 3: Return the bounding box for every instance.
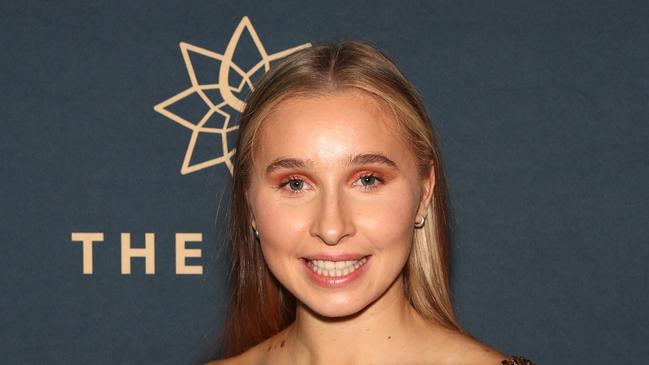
[203,350,259,365]
[203,334,283,365]
[203,345,263,365]
[423,327,509,365]
[204,357,235,365]
[450,335,508,365]
[203,352,249,365]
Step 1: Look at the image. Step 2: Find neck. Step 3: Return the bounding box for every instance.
[285,275,434,364]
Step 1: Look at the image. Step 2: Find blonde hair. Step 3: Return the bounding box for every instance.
[219,41,464,357]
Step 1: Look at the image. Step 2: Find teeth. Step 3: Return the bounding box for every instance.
[307,257,368,277]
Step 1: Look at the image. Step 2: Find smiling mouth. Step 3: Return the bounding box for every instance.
[305,256,369,277]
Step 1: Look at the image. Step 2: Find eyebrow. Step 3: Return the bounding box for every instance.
[265,153,399,175]
[348,153,399,170]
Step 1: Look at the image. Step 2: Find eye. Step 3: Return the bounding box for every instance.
[353,173,383,191]
[278,176,311,195]
[287,179,304,191]
[360,175,377,186]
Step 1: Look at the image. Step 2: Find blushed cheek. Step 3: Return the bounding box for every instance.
[257,219,299,285]
[260,205,305,236]
[254,195,310,263]
[360,194,417,253]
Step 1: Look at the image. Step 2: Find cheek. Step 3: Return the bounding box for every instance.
[253,192,310,266]
[358,190,418,252]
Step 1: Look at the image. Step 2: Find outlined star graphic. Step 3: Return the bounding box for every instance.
[154,16,311,175]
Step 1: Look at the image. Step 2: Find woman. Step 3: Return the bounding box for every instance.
[207,41,534,365]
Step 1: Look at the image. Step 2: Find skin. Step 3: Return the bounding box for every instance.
[208,89,507,365]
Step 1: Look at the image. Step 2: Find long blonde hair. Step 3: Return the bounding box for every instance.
[220,41,463,357]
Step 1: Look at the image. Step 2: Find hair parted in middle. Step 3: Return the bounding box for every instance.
[220,40,464,357]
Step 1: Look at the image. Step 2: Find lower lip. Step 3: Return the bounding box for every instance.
[302,257,371,288]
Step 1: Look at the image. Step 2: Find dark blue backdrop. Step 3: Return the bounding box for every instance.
[1,1,647,364]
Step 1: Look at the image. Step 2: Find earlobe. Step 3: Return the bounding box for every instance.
[250,216,260,240]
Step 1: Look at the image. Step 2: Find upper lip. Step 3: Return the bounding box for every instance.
[302,253,370,261]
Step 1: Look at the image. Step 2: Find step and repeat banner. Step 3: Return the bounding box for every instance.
[2,1,647,364]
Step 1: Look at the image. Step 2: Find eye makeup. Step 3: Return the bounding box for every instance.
[275,171,386,196]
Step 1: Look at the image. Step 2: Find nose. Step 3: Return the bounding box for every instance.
[309,187,355,246]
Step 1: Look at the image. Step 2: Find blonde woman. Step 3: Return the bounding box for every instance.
[207,41,534,365]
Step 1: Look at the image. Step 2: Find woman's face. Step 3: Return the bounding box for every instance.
[247,89,435,318]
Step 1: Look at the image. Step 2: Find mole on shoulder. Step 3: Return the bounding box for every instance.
[387,336,391,340]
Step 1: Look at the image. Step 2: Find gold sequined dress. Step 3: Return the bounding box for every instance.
[501,356,534,365]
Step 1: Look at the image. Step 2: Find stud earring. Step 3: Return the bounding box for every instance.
[254,228,260,239]
[414,216,426,229]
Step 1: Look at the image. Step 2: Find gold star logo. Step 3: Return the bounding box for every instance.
[154,16,311,175]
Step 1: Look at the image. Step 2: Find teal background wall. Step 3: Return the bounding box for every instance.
[1,1,647,364]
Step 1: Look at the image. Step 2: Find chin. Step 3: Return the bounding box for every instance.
[308,303,366,319]
[300,292,374,319]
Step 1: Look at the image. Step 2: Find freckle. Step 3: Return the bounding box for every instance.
[281,340,285,348]
[365,328,370,331]
[387,336,391,340]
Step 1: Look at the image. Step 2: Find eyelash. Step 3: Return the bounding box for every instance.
[277,173,384,195]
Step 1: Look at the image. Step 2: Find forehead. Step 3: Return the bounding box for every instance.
[254,90,412,168]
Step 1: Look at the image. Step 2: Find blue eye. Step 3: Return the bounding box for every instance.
[354,174,383,191]
[278,177,309,194]
[278,173,383,195]
[288,179,304,191]
[360,175,377,186]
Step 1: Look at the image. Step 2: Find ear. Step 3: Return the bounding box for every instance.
[416,160,436,219]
